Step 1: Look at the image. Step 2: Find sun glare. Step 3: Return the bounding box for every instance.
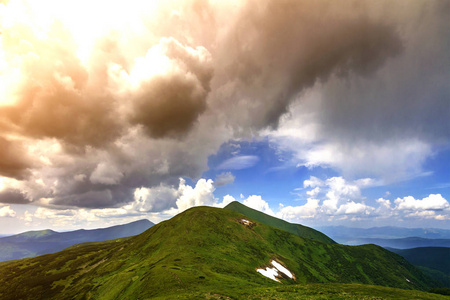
[0,0,164,105]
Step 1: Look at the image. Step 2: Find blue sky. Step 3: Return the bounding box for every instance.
[0,0,448,234]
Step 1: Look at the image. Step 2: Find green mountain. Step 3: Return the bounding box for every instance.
[388,247,450,287]
[0,219,153,262]
[0,206,440,299]
[224,201,335,244]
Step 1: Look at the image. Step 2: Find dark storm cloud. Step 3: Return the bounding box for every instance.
[0,137,31,179]
[211,0,402,130]
[0,189,28,204]
[319,1,450,144]
[267,1,450,180]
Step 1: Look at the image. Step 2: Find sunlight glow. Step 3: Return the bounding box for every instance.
[0,0,164,106]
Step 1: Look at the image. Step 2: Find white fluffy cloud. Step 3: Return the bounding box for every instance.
[395,194,449,211]
[23,177,236,229]
[278,176,449,224]
[243,195,275,216]
[0,205,16,217]
[279,176,373,221]
[176,178,216,212]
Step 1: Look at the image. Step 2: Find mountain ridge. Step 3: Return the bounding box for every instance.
[0,219,153,262]
[318,225,450,239]
[224,201,335,244]
[0,205,439,299]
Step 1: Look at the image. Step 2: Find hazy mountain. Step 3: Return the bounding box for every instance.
[337,237,450,249]
[0,219,153,262]
[318,226,450,240]
[0,205,440,299]
[225,201,335,244]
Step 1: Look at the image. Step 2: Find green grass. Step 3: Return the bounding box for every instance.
[0,206,440,299]
[154,283,450,299]
[388,247,450,287]
[225,201,336,244]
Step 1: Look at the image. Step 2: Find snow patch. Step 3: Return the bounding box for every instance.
[256,260,294,282]
[256,267,280,282]
[271,260,293,278]
[241,219,250,225]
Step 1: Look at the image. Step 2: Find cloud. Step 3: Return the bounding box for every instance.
[0,205,16,217]
[210,0,401,131]
[279,176,375,222]
[113,37,213,138]
[0,137,32,179]
[243,195,275,216]
[175,178,216,212]
[278,176,450,224]
[278,199,320,220]
[303,176,323,189]
[0,189,28,204]
[217,156,259,170]
[267,1,450,182]
[0,0,447,216]
[395,194,449,211]
[214,172,235,187]
[218,195,236,208]
[24,177,234,229]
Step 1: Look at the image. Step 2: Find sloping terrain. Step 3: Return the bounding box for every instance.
[224,201,335,244]
[0,206,438,299]
[388,247,450,287]
[0,219,153,261]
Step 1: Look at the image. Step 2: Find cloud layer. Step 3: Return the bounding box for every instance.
[278,176,450,224]
[0,0,448,222]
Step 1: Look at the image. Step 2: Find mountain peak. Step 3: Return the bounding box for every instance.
[0,205,438,299]
[224,201,335,244]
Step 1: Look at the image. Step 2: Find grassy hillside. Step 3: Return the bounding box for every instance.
[388,247,450,287]
[0,219,153,261]
[224,201,335,244]
[0,206,439,299]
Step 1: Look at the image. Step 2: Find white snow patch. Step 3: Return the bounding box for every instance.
[256,267,280,282]
[241,219,250,225]
[271,260,293,278]
[256,260,294,282]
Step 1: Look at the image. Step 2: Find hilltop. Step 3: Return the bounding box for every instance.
[0,205,440,299]
[225,201,335,244]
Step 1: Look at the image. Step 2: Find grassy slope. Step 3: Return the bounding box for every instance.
[0,207,439,299]
[224,201,335,244]
[388,247,450,287]
[388,247,450,275]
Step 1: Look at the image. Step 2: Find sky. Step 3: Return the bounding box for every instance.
[0,0,449,234]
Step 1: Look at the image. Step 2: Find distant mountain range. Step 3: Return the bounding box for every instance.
[0,202,441,299]
[340,237,450,249]
[317,225,450,249]
[0,219,153,262]
[317,225,450,239]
